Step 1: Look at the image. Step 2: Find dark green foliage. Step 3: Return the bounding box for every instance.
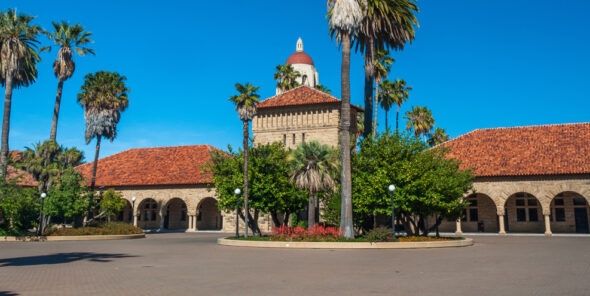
[363,227,397,242]
[0,178,39,232]
[46,168,90,225]
[45,222,142,236]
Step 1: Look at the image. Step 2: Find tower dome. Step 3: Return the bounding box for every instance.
[277,38,319,95]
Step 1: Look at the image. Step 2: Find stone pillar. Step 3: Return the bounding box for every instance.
[133,214,138,227]
[544,214,552,236]
[192,215,197,231]
[498,214,506,235]
[455,219,463,236]
[159,210,165,231]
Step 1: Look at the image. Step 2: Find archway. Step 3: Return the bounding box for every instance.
[550,191,589,233]
[137,198,160,230]
[164,198,188,230]
[504,192,543,233]
[115,199,133,223]
[196,198,222,231]
[460,193,498,233]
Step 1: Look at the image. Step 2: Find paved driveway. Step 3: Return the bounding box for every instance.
[0,233,589,296]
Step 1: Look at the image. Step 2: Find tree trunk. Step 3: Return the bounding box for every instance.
[373,212,377,230]
[339,32,354,239]
[385,110,388,130]
[372,78,380,137]
[396,105,400,134]
[308,192,315,230]
[362,34,375,138]
[1,74,14,177]
[242,120,250,238]
[49,79,65,142]
[90,135,101,190]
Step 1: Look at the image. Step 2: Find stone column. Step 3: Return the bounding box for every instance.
[133,214,138,227]
[498,214,506,235]
[544,214,552,236]
[159,209,165,231]
[192,215,197,231]
[455,219,463,236]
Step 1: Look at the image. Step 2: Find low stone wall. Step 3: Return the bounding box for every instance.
[217,237,473,249]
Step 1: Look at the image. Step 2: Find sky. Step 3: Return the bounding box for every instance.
[3,0,590,161]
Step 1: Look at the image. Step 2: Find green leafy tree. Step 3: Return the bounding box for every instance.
[428,127,449,147]
[0,9,42,175]
[328,0,363,239]
[100,188,127,222]
[274,64,301,93]
[46,168,90,225]
[314,84,331,94]
[372,49,394,136]
[77,71,129,190]
[404,106,434,142]
[288,141,339,229]
[0,178,39,233]
[41,21,94,141]
[207,143,307,234]
[352,132,473,235]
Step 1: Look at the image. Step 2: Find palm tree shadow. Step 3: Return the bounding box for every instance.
[0,292,19,296]
[0,252,136,267]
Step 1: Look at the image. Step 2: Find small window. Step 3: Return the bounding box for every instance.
[151,210,157,221]
[528,208,538,222]
[573,198,587,206]
[517,208,526,222]
[302,133,306,142]
[292,134,296,144]
[516,199,525,206]
[527,199,538,206]
[469,208,478,222]
[515,192,526,198]
[555,208,566,222]
[468,199,478,207]
[283,134,286,145]
[554,198,564,206]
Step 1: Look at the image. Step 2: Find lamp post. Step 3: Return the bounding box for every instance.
[388,185,395,234]
[131,197,136,224]
[39,192,47,235]
[234,188,241,238]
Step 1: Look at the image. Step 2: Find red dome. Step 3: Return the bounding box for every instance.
[286,52,314,66]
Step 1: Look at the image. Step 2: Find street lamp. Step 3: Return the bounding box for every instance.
[388,185,395,234]
[234,188,241,238]
[39,192,47,235]
[131,197,137,224]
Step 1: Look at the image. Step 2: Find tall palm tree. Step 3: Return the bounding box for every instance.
[392,78,412,132]
[372,49,394,136]
[273,64,301,94]
[229,82,259,238]
[0,9,42,175]
[404,106,434,142]
[288,141,338,229]
[314,84,331,94]
[77,71,129,190]
[328,0,362,239]
[41,21,94,142]
[428,127,449,147]
[354,0,419,138]
[378,79,395,129]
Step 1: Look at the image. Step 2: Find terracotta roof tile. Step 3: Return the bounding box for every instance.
[7,166,37,187]
[443,122,590,177]
[257,86,363,111]
[75,145,221,187]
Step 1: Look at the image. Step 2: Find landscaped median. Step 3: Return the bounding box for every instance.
[218,237,472,249]
[0,222,145,242]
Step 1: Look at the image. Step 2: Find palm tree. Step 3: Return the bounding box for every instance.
[288,141,338,229]
[328,0,362,239]
[314,84,331,94]
[392,78,412,132]
[229,82,259,237]
[428,127,449,147]
[372,49,394,136]
[404,106,434,142]
[77,71,129,190]
[378,79,395,129]
[41,21,94,142]
[273,64,301,94]
[0,9,42,175]
[354,0,419,137]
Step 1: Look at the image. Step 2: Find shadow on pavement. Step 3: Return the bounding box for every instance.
[0,292,19,296]
[0,252,137,267]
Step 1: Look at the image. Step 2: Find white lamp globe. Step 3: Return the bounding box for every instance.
[234,188,241,195]
[388,185,395,192]
[40,192,47,198]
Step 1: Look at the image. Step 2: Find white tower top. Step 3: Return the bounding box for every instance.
[296,37,304,52]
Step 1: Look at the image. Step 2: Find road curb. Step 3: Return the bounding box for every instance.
[0,233,145,242]
[217,237,473,249]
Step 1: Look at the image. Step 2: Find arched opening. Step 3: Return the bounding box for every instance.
[138,198,160,230]
[114,199,133,223]
[163,198,188,230]
[461,193,498,233]
[550,192,589,233]
[504,192,543,233]
[196,197,222,231]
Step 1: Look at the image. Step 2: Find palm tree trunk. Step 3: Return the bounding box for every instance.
[49,79,64,142]
[362,34,375,138]
[372,78,380,137]
[385,110,388,130]
[340,32,354,239]
[308,191,315,230]
[396,105,400,134]
[1,74,14,177]
[90,135,101,190]
[242,120,250,238]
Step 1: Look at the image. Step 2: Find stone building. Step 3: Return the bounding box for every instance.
[438,122,590,235]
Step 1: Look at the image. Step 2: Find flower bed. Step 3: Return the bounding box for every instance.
[45,222,143,236]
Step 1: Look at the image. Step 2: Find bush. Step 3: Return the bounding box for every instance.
[272,224,341,241]
[45,222,142,236]
[363,228,397,242]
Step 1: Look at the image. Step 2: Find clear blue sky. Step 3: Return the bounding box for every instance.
[4,0,590,161]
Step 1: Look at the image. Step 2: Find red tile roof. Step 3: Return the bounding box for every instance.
[75,145,221,187]
[7,166,37,187]
[257,86,363,111]
[286,51,314,66]
[443,122,590,177]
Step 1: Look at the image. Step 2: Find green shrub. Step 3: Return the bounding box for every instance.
[46,222,142,236]
[363,228,397,242]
